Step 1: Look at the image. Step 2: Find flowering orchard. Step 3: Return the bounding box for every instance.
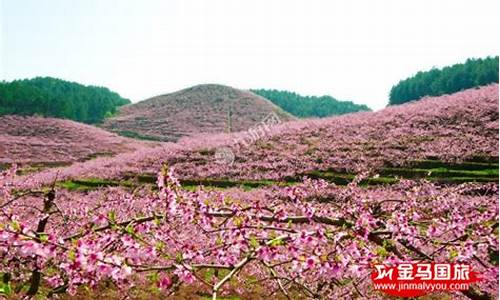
[0,115,153,165]
[0,85,498,299]
[1,165,497,299]
[13,84,498,189]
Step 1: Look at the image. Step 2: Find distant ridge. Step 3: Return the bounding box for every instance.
[102,84,295,142]
[251,89,371,118]
[19,84,499,186]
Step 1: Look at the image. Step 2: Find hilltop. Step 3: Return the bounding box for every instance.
[5,85,498,300]
[0,115,154,168]
[101,84,294,142]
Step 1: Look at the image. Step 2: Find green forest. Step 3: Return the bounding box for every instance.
[251,89,371,118]
[0,77,130,124]
[389,56,499,105]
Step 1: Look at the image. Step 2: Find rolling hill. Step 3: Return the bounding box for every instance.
[0,115,155,168]
[147,84,500,181]
[101,84,294,142]
[16,84,498,188]
[5,84,498,300]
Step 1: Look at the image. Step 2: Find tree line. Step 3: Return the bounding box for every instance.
[0,77,130,124]
[251,89,371,118]
[389,56,499,105]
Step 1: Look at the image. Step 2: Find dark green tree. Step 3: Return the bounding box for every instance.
[0,77,130,124]
[389,56,499,105]
[251,89,370,118]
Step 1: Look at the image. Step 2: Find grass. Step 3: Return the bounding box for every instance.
[117,130,164,141]
[298,171,400,186]
[57,178,134,191]
[201,296,240,300]
[0,161,70,175]
[381,167,498,178]
[138,174,290,190]
[3,152,119,176]
[57,176,288,192]
[49,157,498,193]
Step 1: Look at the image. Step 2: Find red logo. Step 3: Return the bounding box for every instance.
[371,263,481,297]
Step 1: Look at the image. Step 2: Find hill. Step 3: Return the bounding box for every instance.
[251,88,371,117]
[0,115,154,168]
[0,77,130,124]
[101,84,294,141]
[151,84,500,181]
[4,86,498,300]
[389,56,499,105]
[17,84,498,187]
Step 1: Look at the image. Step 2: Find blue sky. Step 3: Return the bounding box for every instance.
[1,0,498,110]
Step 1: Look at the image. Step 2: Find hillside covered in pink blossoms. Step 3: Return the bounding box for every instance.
[102,84,294,142]
[167,84,498,180]
[1,0,498,296]
[0,115,156,166]
[14,84,498,187]
[1,84,498,299]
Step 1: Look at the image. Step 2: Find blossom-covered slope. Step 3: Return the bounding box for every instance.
[1,85,498,299]
[101,84,294,142]
[186,83,498,180]
[15,84,498,187]
[0,115,155,166]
